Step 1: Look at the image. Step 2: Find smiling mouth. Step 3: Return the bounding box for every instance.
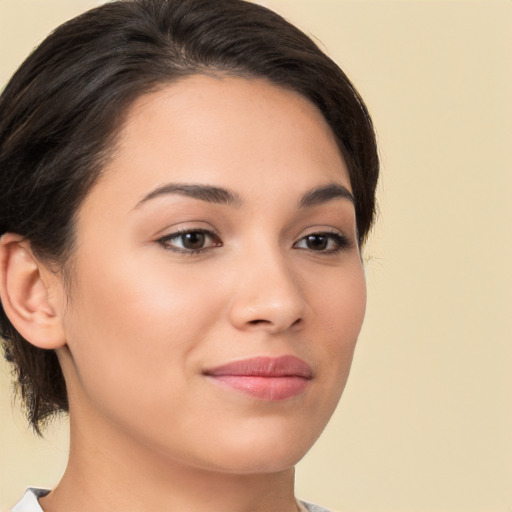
[203,356,312,401]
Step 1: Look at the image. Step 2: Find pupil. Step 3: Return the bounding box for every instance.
[183,232,205,249]
[307,235,327,250]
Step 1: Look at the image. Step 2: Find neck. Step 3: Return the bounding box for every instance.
[40,410,299,512]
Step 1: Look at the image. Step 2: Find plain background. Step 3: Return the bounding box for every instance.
[0,1,511,511]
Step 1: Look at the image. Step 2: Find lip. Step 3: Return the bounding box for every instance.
[203,356,312,401]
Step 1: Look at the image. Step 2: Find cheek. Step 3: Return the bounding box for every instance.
[311,260,366,342]
[70,249,220,342]
[308,262,366,391]
[61,253,221,413]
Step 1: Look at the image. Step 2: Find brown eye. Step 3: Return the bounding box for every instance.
[304,234,328,251]
[158,229,222,254]
[293,231,350,253]
[181,232,206,250]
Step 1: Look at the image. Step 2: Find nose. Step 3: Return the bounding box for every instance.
[228,248,308,334]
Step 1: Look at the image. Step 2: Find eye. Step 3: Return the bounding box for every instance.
[156,229,222,254]
[293,232,351,253]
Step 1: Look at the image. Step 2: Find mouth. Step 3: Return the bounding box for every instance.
[202,355,313,401]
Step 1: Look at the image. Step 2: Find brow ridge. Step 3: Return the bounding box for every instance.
[136,182,353,210]
[299,183,355,208]
[137,183,243,207]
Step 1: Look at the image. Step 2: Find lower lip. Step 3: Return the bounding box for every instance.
[207,375,309,401]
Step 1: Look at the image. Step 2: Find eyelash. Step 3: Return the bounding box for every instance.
[293,231,352,253]
[156,229,352,256]
[156,228,222,255]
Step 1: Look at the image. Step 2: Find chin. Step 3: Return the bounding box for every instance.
[206,448,305,475]
[191,419,324,475]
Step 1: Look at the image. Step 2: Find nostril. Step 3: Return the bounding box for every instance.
[248,319,270,325]
[246,317,303,330]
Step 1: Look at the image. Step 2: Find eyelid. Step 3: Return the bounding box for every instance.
[293,229,353,253]
[153,223,353,257]
[156,227,222,255]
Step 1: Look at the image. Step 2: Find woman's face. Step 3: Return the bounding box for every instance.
[56,75,366,474]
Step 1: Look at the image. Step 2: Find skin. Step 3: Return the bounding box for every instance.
[7,75,367,511]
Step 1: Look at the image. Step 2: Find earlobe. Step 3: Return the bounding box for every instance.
[0,233,67,349]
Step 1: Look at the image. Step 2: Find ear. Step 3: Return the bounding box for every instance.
[0,233,67,349]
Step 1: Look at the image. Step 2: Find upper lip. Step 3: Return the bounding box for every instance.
[203,355,313,379]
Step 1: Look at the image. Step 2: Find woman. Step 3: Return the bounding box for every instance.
[0,0,378,510]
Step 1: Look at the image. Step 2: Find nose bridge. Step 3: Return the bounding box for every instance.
[228,239,307,332]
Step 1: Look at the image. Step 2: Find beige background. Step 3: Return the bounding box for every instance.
[1,1,511,511]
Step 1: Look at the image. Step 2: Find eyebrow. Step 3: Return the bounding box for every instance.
[135,181,354,209]
[136,183,243,208]
[298,183,355,208]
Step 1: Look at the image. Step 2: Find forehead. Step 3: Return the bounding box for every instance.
[86,74,350,211]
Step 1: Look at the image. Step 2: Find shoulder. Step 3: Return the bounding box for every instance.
[10,488,49,512]
[298,499,334,512]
